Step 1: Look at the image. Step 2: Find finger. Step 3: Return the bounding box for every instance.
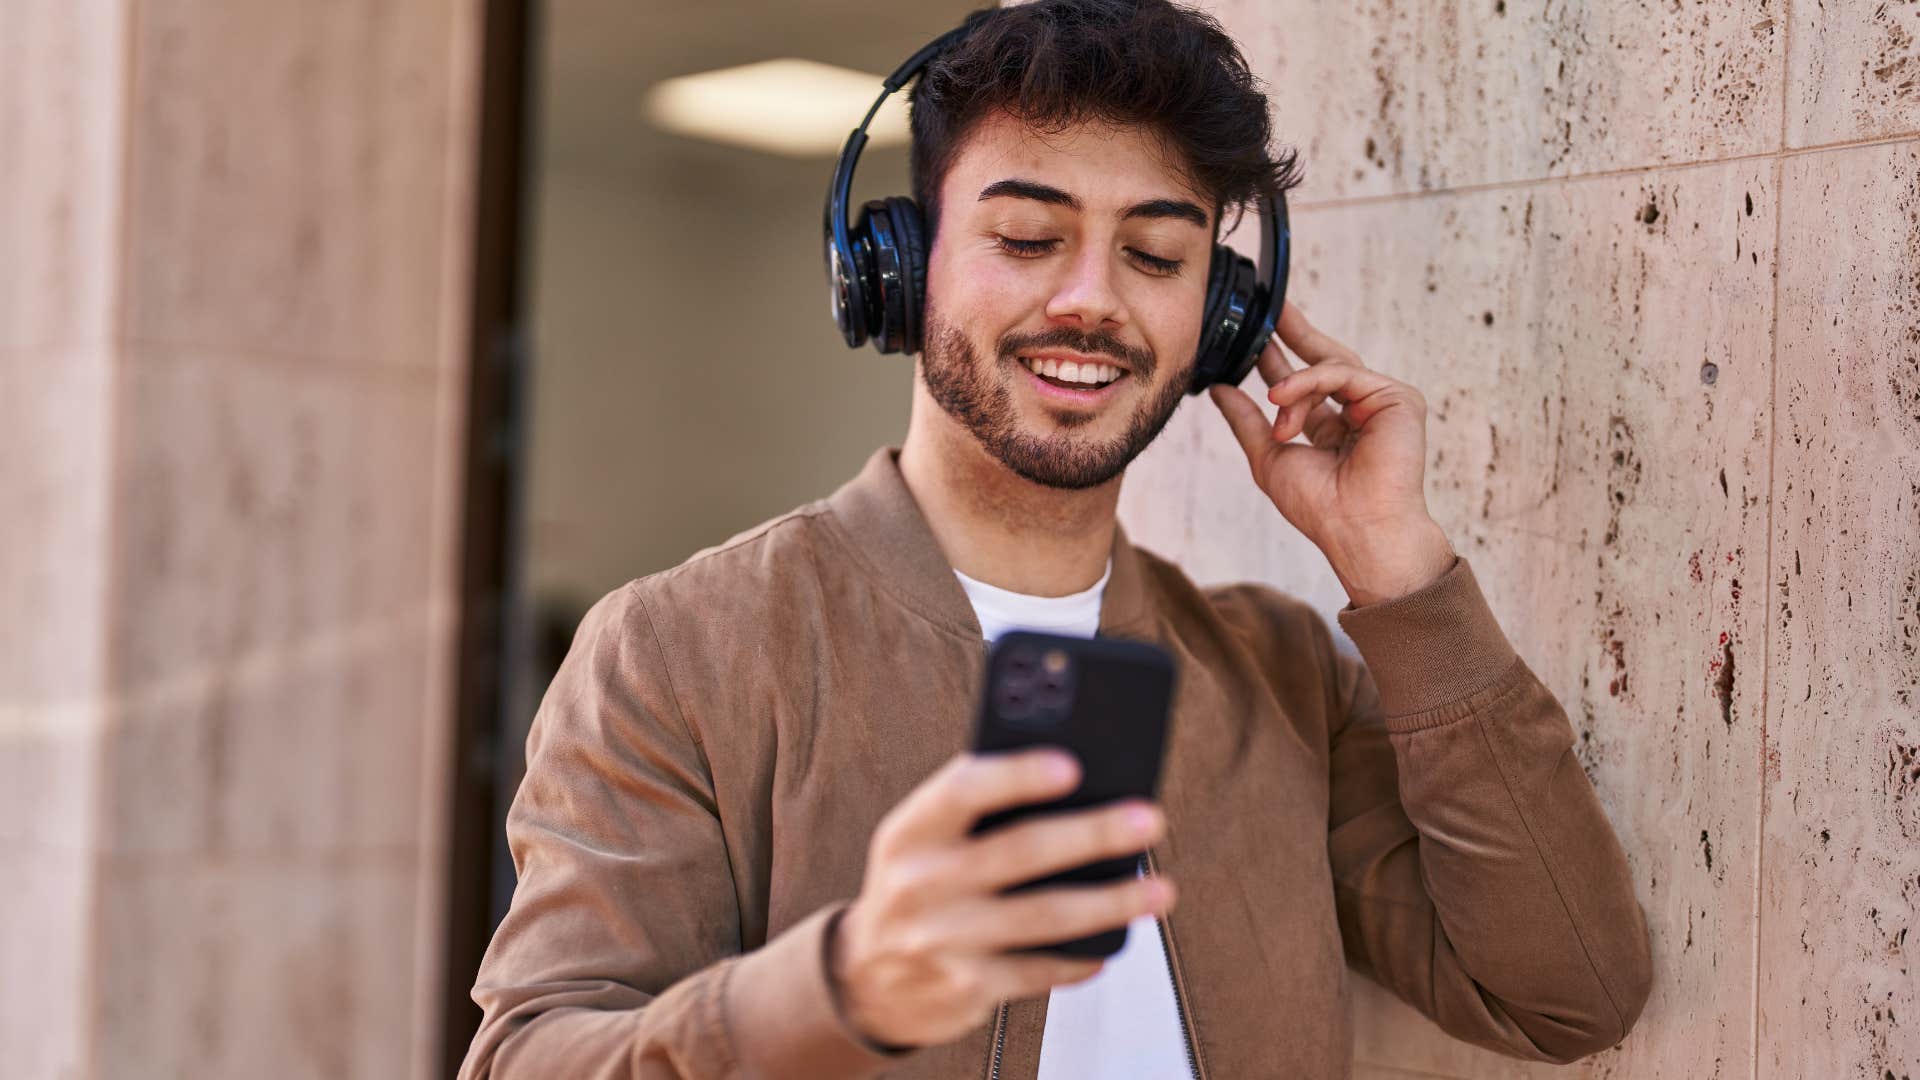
[1272,363,1417,433]
[1274,393,1344,446]
[968,875,1175,953]
[1266,361,1396,420]
[1275,301,1361,366]
[1262,369,1339,446]
[964,799,1163,894]
[1300,400,1351,448]
[1253,332,1294,387]
[983,953,1107,1000]
[883,749,1082,851]
[1269,375,1330,443]
[1208,384,1278,470]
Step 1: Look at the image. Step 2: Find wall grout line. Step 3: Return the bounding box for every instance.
[1290,131,1920,213]
[1753,1,1793,1072]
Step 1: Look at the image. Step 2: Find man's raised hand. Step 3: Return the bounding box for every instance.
[829,748,1175,1049]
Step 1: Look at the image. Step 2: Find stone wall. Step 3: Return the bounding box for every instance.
[1118,2,1920,1076]
[0,1,480,1077]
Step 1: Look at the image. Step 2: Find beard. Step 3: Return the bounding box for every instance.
[918,309,1191,490]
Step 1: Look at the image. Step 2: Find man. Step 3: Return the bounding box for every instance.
[460,1,1654,1077]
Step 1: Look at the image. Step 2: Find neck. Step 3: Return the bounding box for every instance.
[898,376,1120,598]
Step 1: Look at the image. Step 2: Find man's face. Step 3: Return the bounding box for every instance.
[918,110,1213,490]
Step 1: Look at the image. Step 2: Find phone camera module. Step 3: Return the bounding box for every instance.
[994,679,1037,722]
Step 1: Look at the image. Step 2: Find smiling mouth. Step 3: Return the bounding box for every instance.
[1017,355,1129,393]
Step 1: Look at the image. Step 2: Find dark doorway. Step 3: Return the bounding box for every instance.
[438,0,536,1073]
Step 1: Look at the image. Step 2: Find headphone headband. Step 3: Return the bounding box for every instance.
[824,25,971,348]
[823,22,1290,395]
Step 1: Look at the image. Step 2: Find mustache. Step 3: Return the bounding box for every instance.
[997,327,1156,376]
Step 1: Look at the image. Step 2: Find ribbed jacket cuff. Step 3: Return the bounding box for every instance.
[1335,554,1521,722]
[721,902,914,1078]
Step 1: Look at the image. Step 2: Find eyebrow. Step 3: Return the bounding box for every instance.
[977,177,1209,230]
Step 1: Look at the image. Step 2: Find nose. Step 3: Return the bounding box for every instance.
[1043,241,1126,331]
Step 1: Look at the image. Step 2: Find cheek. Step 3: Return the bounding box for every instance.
[926,251,1041,330]
[1140,288,1207,365]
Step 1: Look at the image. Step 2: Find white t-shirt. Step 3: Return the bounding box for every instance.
[953,563,1194,1079]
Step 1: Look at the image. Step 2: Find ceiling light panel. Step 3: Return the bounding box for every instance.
[642,58,909,158]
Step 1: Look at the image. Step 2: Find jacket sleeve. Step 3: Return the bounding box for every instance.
[1321,554,1654,1064]
[459,582,902,1079]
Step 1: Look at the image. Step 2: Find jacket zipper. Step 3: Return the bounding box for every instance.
[985,1001,1008,1080]
[1143,850,1206,1080]
[983,855,1204,1080]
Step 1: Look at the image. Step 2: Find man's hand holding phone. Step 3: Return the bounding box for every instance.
[828,748,1176,1050]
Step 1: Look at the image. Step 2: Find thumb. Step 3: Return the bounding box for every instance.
[1208,383,1274,469]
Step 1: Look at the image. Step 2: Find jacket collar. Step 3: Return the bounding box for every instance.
[822,446,1154,641]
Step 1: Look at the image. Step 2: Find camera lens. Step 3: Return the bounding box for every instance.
[994,681,1031,718]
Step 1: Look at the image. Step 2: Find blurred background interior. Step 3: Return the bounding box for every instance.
[5,0,1917,1077]
[495,0,976,1068]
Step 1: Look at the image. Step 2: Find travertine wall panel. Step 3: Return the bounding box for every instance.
[121,0,461,368]
[1207,0,1785,202]
[1758,140,1920,1080]
[98,621,434,856]
[92,856,418,1080]
[1787,0,1920,146]
[0,358,115,708]
[0,848,95,1079]
[0,0,126,353]
[1121,2,1920,1074]
[0,4,129,1079]
[104,352,441,691]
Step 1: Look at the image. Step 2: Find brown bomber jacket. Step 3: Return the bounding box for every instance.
[460,446,1653,1079]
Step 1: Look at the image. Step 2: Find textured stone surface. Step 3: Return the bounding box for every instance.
[106,352,441,693]
[1204,0,1786,202]
[93,856,418,1080]
[1787,0,1920,146]
[0,0,126,353]
[1757,140,1920,1080]
[0,355,113,710]
[1123,159,1779,1075]
[99,621,433,856]
[0,7,124,1079]
[0,849,94,1080]
[120,0,460,366]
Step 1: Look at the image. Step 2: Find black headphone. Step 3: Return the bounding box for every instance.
[824,23,1290,396]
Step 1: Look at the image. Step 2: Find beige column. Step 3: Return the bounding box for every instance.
[1,1,127,1073]
[0,1,481,1077]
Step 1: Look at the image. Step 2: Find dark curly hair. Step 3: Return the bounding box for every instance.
[907,0,1303,243]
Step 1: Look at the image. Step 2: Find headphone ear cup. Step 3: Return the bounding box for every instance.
[845,201,884,348]
[1190,245,1238,392]
[885,196,929,355]
[853,199,903,351]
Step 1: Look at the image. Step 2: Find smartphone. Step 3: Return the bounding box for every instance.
[968,629,1177,958]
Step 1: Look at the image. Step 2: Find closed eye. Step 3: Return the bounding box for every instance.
[992,235,1184,277]
[994,236,1058,257]
[1126,248,1183,276]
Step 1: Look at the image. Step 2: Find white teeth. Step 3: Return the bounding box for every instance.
[1021,357,1124,386]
